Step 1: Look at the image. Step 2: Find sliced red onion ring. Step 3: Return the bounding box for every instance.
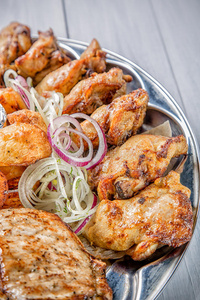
[71,113,107,169]
[16,75,29,90]
[74,194,98,234]
[47,114,107,169]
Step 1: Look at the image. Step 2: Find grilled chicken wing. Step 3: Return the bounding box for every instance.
[80,38,106,73]
[72,88,148,148]
[0,22,31,86]
[83,171,193,261]
[0,122,51,166]
[0,87,27,113]
[15,29,70,83]
[0,208,112,299]
[7,109,47,132]
[0,166,26,180]
[35,38,106,96]
[88,134,188,200]
[62,67,132,115]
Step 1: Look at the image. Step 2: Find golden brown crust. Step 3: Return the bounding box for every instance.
[0,87,27,113]
[62,68,128,115]
[7,109,47,132]
[0,165,26,180]
[88,134,188,200]
[0,22,32,87]
[72,88,149,149]
[15,29,70,82]
[35,59,86,96]
[35,38,106,97]
[83,171,193,260]
[0,122,51,166]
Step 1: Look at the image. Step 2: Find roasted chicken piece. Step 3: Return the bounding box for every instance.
[72,88,148,148]
[7,109,47,132]
[83,171,193,261]
[0,22,31,86]
[0,208,112,299]
[79,38,106,73]
[0,87,26,114]
[0,166,26,180]
[88,134,188,200]
[0,122,51,166]
[62,67,132,115]
[0,171,8,208]
[15,29,70,84]
[35,38,106,96]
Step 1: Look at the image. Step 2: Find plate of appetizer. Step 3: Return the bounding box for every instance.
[0,22,199,300]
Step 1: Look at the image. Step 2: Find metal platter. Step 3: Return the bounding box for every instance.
[58,38,200,300]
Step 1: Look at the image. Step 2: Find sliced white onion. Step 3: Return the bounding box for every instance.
[4,69,63,125]
[18,157,99,234]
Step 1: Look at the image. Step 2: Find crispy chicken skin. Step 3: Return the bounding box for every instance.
[0,166,26,180]
[35,38,106,96]
[0,122,51,166]
[83,171,193,261]
[72,88,149,148]
[88,134,188,200]
[0,22,31,86]
[15,29,70,82]
[62,67,132,115]
[80,38,106,73]
[36,59,86,96]
[0,87,27,113]
[33,49,71,85]
[0,171,8,208]
[7,109,47,132]
[0,208,112,299]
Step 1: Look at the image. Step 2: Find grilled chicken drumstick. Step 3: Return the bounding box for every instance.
[88,134,188,200]
[71,88,148,148]
[83,171,193,261]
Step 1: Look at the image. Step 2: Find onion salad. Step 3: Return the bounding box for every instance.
[18,157,98,235]
[4,69,63,126]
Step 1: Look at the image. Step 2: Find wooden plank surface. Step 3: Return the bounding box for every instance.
[0,0,200,299]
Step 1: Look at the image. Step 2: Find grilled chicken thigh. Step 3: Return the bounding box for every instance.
[35,38,106,96]
[72,88,148,148]
[62,67,132,115]
[15,29,70,83]
[83,171,193,261]
[0,122,51,166]
[0,22,31,85]
[0,208,112,300]
[88,134,188,200]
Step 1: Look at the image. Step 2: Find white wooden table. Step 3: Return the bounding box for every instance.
[0,0,199,299]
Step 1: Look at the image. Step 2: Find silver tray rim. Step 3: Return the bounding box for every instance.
[56,37,200,300]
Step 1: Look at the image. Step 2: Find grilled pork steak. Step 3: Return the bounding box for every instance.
[0,208,112,299]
